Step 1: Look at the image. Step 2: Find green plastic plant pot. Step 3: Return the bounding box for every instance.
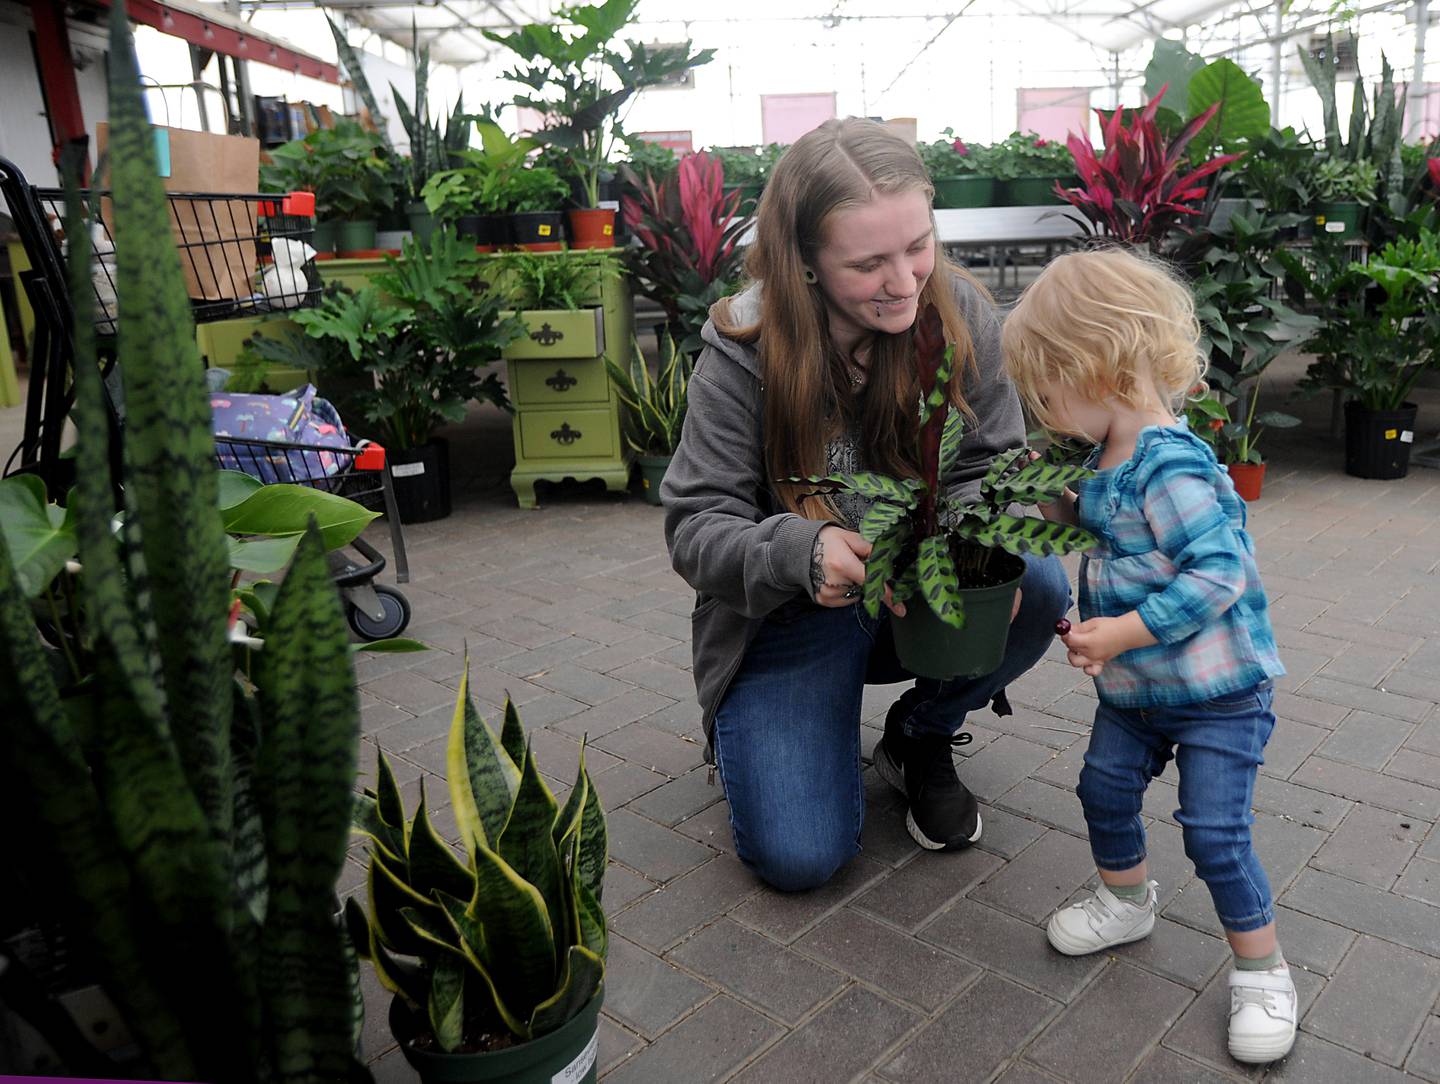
[389,986,603,1084]
[931,176,996,209]
[336,218,378,254]
[311,218,339,255]
[1315,201,1363,238]
[637,454,671,505]
[407,201,437,244]
[1000,176,1070,206]
[891,549,1025,680]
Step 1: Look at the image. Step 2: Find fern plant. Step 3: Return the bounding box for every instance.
[795,304,1098,629]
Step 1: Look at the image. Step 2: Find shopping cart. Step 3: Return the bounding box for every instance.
[216,433,412,640]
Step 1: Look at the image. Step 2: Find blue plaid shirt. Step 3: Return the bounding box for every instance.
[1075,423,1285,707]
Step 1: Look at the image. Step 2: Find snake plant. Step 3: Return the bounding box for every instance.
[794,303,1097,629]
[0,3,367,1080]
[348,674,607,1053]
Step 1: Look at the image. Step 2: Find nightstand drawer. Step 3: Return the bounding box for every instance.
[518,407,615,460]
[503,307,606,360]
[510,357,611,406]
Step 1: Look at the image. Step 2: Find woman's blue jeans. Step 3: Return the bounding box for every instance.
[1077,683,1277,933]
[712,554,1070,892]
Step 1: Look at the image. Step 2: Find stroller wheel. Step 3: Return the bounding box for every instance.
[348,584,412,640]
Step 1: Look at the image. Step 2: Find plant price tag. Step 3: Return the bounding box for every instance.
[1401,430,1414,444]
[392,462,426,478]
[552,1028,597,1084]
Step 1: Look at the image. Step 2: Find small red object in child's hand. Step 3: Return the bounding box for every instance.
[1054,618,1072,636]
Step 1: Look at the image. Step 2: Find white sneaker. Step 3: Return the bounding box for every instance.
[1046,880,1158,956]
[1227,964,1297,1063]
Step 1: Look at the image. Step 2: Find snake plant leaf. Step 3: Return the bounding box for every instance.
[217,469,264,510]
[369,853,445,956]
[376,748,406,838]
[451,919,530,1039]
[353,790,405,862]
[497,744,566,970]
[528,945,604,1038]
[575,878,607,959]
[0,534,197,1078]
[220,484,381,552]
[398,906,464,954]
[365,918,430,1006]
[979,447,1029,493]
[917,534,966,629]
[859,500,910,544]
[448,661,520,860]
[499,696,526,770]
[327,16,394,151]
[428,955,467,1054]
[405,781,473,904]
[0,475,76,597]
[109,0,235,845]
[862,520,911,616]
[467,838,558,1014]
[553,743,589,851]
[938,410,965,479]
[987,461,1091,505]
[230,696,269,926]
[576,764,608,903]
[435,890,489,965]
[967,512,1098,558]
[352,637,429,653]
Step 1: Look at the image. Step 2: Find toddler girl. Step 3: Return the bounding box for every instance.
[1001,247,1294,1065]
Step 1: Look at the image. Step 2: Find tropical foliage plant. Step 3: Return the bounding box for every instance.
[420,121,542,220]
[620,151,751,355]
[262,120,395,222]
[792,305,1097,628]
[389,24,471,204]
[605,334,691,457]
[0,4,368,1079]
[347,676,607,1052]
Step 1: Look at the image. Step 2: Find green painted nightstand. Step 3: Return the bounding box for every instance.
[500,257,634,508]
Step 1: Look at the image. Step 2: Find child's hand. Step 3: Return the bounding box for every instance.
[1058,613,1158,676]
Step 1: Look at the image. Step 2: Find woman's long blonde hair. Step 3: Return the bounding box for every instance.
[712,117,987,518]
[1001,247,1206,436]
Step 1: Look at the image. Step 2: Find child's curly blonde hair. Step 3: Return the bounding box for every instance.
[1001,247,1206,437]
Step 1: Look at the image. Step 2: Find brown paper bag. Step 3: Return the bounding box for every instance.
[96,124,261,301]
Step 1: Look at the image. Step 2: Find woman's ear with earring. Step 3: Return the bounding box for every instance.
[802,267,818,284]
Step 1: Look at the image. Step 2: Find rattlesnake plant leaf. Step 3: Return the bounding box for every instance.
[428,955,467,1054]
[917,535,966,629]
[108,2,235,855]
[792,472,917,503]
[979,448,1029,494]
[499,696,526,770]
[987,461,1091,505]
[938,410,965,479]
[890,566,918,604]
[448,661,520,860]
[859,500,911,543]
[966,513,1098,558]
[497,744,566,972]
[405,779,473,904]
[0,534,196,1078]
[467,838,557,1018]
[528,945,604,1038]
[862,520,911,616]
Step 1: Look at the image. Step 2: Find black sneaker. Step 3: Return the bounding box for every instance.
[873,702,981,850]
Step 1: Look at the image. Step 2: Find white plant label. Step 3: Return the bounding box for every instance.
[392,462,426,478]
[1324,220,1345,233]
[1401,430,1414,444]
[552,1029,597,1084]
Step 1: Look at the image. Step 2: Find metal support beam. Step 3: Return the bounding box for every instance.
[28,0,88,173]
[1270,0,1283,125]
[1411,0,1430,139]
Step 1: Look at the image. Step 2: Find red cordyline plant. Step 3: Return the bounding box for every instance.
[619,150,751,354]
[1056,85,1242,249]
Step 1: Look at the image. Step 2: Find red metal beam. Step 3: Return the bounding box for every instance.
[30,0,89,167]
[91,0,340,83]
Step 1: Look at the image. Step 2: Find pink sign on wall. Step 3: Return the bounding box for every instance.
[1016,87,1093,143]
[1405,83,1440,140]
[760,93,837,145]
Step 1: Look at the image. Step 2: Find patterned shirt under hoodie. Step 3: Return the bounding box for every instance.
[1075,421,1285,707]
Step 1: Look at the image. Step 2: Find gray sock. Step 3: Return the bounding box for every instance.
[1106,880,1148,904]
[1233,946,1284,972]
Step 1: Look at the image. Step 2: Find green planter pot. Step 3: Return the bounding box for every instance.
[722,182,764,213]
[637,454,671,505]
[311,218,339,255]
[390,988,603,1084]
[336,218,378,254]
[931,176,997,209]
[1315,201,1364,238]
[1001,176,1070,206]
[407,201,438,245]
[891,549,1025,680]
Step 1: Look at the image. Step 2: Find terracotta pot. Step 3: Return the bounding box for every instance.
[1227,462,1266,501]
[567,207,617,249]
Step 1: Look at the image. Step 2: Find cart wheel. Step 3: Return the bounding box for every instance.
[348,585,412,641]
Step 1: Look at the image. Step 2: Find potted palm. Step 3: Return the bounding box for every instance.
[794,305,1097,679]
[348,676,607,1084]
[919,130,996,209]
[605,334,690,504]
[483,0,713,248]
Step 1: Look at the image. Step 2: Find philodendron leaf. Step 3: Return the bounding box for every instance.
[447,661,520,861]
[967,513,1098,558]
[917,534,966,629]
[220,484,380,551]
[227,534,301,574]
[428,955,466,1053]
[0,475,76,597]
[527,944,604,1039]
[217,469,264,510]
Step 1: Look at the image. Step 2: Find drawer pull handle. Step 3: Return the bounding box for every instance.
[531,322,565,347]
[551,422,583,446]
[545,369,578,392]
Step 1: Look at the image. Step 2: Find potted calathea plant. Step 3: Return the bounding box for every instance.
[795,306,1097,679]
[347,669,608,1084]
[0,5,367,1078]
[605,333,691,504]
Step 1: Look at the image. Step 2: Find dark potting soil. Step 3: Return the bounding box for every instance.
[411,1027,518,1055]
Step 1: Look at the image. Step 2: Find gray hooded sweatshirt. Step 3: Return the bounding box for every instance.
[661,275,1025,746]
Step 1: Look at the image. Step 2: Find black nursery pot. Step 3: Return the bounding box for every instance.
[1344,401,1419,480]
[389,439,452,523]
[456,214,507,250]
[510,211,566,251]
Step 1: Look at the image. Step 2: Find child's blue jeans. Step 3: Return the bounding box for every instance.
[1077,683,1277,933]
